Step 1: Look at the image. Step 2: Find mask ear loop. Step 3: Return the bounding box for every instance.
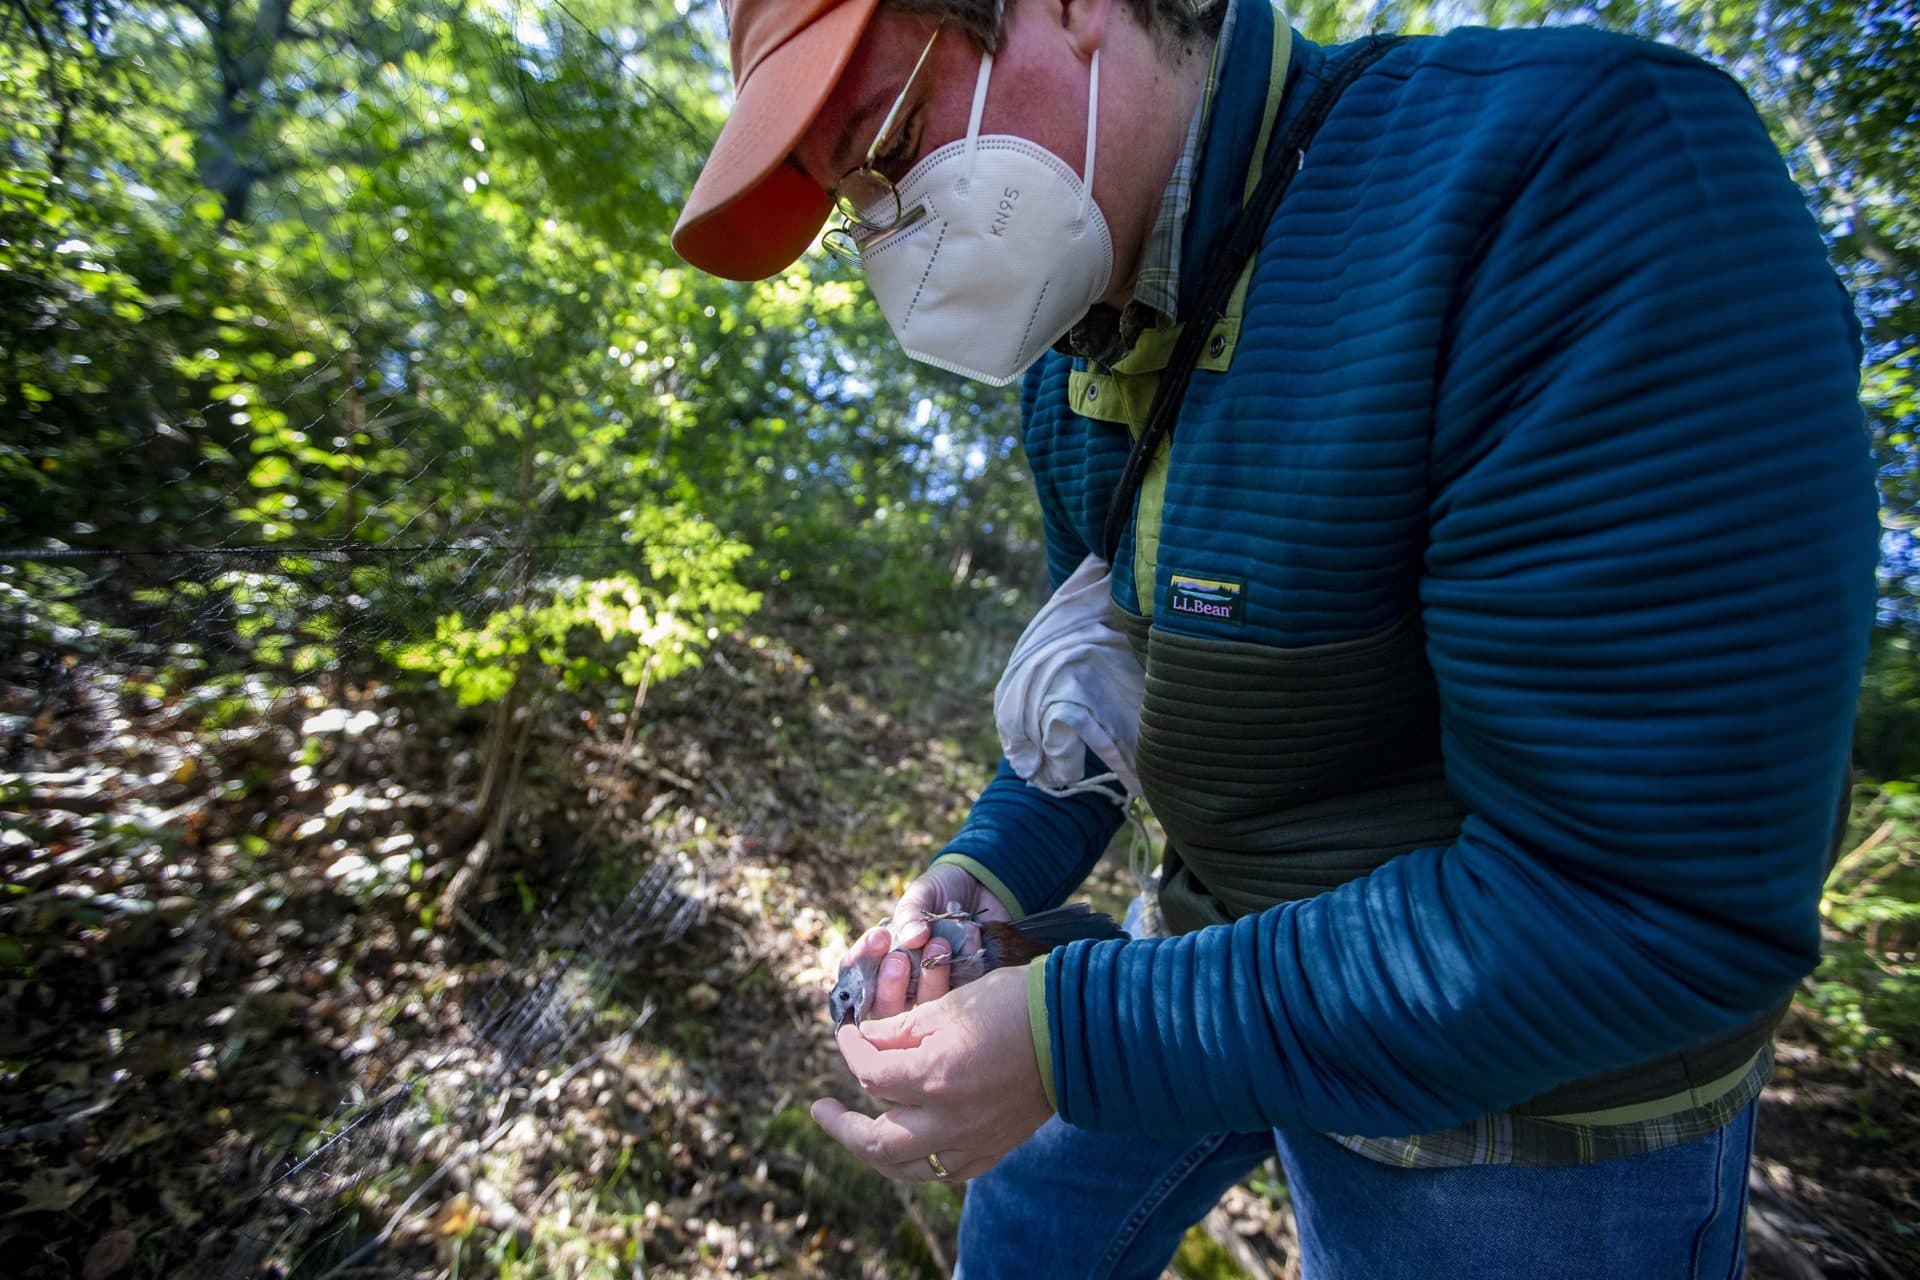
[962,50,994,191]
[1076,49,1100,232]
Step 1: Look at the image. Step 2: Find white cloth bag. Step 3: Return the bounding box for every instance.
[994,553,1145,802]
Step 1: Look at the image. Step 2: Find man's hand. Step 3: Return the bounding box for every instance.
[836,863,1012,1024]
[888,861,1013,950]
[812,965,1051,1182]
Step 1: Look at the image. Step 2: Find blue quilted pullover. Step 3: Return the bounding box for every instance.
[932,3,1880,1141]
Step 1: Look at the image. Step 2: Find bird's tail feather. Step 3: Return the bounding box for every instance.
[1000,903,1126,956]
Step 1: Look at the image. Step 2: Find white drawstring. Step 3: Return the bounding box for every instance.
[1026,769,1128,805]
[1122,796,1163,939]
[1024,775,1161,939]
[1124,795,1154,891]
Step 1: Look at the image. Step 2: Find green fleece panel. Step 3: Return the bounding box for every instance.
[1531,1050,1765,1126]
[1122,612,1468,925]
[1242,25,1292,200]
[1028,958,1058,1112]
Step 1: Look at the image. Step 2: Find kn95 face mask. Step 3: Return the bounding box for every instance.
[855,45,1112,387]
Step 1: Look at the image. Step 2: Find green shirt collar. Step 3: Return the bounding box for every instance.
[1060,0,1235,366]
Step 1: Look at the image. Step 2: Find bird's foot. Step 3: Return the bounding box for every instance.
[923,949,986,970]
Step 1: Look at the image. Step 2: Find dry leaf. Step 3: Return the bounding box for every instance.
[82,1227,138,1280]
[156,1186,201,1229]
[436,1193,479,1238]
[3,1168,97,1218]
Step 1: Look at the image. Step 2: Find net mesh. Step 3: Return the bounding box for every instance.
[0,1,1011,1273]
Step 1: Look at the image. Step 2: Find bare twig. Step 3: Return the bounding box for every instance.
[895,1184,951,1278]
[311,1006,653,1280]
[579,660,655,850]
[1829,818,1897,886]
[312,1094,516,1280]
[451,905,509,957]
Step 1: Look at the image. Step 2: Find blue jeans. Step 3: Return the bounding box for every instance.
[956,1102,1756,1279]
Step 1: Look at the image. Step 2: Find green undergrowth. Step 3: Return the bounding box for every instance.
[762,1103,961,1279]
[1800,776,1920,1063]
[1173,1227,1250,1280]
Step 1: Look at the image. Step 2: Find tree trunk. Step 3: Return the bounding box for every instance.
[437,408,542,918]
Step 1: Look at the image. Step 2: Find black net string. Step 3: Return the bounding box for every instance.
[200,856,704,1279]
[0,1,765,1274]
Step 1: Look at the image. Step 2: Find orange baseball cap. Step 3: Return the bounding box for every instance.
[673,0,884,281]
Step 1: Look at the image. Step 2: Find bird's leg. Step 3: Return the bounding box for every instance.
[923,949,987,970]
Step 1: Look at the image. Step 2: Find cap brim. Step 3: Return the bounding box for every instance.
[673,0,881,281]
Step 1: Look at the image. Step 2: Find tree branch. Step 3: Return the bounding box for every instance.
[6,0,76,182]
[1786,103,1920,303]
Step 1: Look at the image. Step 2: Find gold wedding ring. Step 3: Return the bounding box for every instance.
[926,1152,952,1180]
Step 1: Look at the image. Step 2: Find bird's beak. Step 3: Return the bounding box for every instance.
[831,1006,852,1032]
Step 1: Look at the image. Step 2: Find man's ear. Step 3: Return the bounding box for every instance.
[1059,0,1118,60]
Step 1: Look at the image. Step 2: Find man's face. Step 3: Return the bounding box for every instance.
[787,4,1100,229]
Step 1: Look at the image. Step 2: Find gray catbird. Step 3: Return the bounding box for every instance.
[827,901,1124,1029]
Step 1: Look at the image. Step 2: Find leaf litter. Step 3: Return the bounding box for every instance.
[2,604,1915,1278]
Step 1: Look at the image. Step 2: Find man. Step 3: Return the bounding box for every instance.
[673,1,1879,1275]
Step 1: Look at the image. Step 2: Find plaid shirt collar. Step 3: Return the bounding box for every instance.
[1060,0,1236,367]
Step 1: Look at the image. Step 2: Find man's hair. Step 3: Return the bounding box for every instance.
[881,0,1224,59]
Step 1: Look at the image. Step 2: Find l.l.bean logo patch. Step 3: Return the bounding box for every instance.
[1167,572,1244,625]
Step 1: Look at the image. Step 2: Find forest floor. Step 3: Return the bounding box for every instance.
[3,602,1916,1279]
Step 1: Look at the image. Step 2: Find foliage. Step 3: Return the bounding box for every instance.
[0,0,1041,732]
[1856,630,1920,779]
[393,506,761,705]
[0,0,1908,1025]
[0,561,131,654]
[1806,774,1920,1061]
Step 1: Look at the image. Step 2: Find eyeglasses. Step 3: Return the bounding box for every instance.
[822,20,944,265]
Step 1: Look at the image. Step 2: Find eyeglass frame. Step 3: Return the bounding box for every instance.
[822,19,945,264]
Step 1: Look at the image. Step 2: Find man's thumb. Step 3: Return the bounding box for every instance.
[891,894,934,949]
[860,1004,933,1051]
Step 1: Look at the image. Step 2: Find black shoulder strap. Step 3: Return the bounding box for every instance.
[1100,35,1404,564]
